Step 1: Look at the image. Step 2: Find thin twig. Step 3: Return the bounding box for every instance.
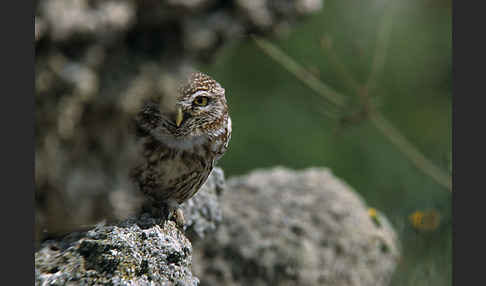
[370,112,452,190]
[321,35,372,124]
[365,0,451,191]
[321,35,361,94]
[251,15,452,191]
[252,35,346,108]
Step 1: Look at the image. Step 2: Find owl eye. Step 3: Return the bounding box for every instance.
[193,96,209,106]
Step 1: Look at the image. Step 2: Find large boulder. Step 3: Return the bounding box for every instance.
[193,167,401,286]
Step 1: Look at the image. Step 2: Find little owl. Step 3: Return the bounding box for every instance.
[131,72,231,227]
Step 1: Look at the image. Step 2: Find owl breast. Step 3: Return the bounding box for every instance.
[131,117,230,205]
[131,139,212,204]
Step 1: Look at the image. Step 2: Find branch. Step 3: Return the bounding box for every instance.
[252,20,452,192]
[370,112,452,190]
[320,35,361,94]
[252,35,346,108]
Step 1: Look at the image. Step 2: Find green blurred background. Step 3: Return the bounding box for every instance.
[201,0,452,285]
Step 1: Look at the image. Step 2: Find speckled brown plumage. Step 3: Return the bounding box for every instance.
[131,72,231,226]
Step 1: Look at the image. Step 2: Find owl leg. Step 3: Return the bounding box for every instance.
[165,199,185,228]
[173,208,185,228]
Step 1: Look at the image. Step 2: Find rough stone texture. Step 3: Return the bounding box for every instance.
[193,167,401,286]
[35,215,198,286]
[35,0,324,242]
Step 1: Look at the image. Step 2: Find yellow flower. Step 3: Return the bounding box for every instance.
[409,209,441,231]
[368,208,377,217]
[368,208,381,227]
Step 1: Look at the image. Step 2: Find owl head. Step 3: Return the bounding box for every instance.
[173,72,228,137]
[136,72,229,142]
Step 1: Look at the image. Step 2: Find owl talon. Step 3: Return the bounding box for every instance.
[167,208,185,228]
[174,208,185,228]
[164,202,185,228]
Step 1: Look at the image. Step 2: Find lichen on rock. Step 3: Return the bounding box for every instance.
[35,215,199,286]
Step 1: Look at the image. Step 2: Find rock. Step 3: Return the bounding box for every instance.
[35,0,324,242]
[35,214,199,286]
[193,167,400,286]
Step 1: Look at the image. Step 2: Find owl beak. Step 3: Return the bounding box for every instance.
[175,107,184,127]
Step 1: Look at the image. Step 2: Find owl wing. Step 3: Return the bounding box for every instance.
[135,101,162,138]
[214,116,232,162]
